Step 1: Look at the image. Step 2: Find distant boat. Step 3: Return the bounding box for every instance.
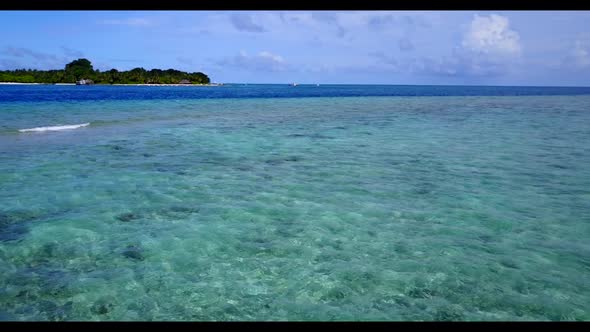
[76,79,94,85]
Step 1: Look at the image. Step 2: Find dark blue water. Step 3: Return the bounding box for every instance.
[1,84,590,103]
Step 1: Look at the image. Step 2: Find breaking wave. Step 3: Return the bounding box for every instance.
[18,123,90,133]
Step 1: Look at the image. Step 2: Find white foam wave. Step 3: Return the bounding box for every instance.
[18,123,90,133]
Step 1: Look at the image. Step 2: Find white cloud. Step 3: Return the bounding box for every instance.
[367,14,523,80]
[0,58,24,70]
[0,46,66,69]
[369,45,516,79]
[570,40,590,68]
[216,50,288,72]
[258,51,285,64]
[230,14,266,33]
[99,18,152,27]
[1,47,59,61]
[60,46,84,58]
[368,51,398,68]
[177,56,193,65]
[398,38,414,51]
[462,14,521,57]
[241,12,433,43]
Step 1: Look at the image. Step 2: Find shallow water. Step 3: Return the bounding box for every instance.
[0,86,589,321]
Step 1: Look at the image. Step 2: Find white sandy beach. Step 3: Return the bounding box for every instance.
[111,83,222,87]
[0,82,76,85]
[0,82,220,86]
[0,82,44,85]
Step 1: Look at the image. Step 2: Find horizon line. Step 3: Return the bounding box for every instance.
[1,82,590,89]
[218,83,590,88]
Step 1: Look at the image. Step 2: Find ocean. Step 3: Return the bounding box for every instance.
[0,84,589,321]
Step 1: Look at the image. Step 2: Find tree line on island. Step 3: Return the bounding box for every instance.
[0,58,211,85]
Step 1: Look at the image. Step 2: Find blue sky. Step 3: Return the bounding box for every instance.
[0,11,589,86]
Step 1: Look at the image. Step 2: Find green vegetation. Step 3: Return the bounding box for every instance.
[0,58,210,85]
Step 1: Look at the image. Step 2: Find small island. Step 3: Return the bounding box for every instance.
[0,58,213,85]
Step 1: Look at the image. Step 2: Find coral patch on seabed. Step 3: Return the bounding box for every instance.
[116,213,140,222]
[122,245,145,261]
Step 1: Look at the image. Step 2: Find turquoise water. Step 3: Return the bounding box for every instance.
[1,87,589,321]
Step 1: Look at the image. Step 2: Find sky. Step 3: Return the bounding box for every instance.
[0,10,589,86]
